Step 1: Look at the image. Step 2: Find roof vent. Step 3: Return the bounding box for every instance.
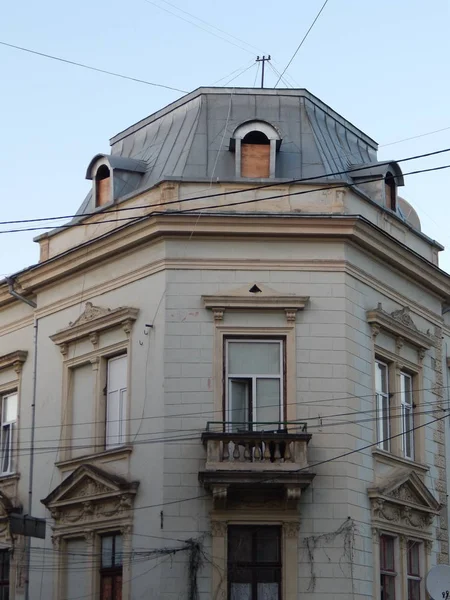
[249,285,262,294]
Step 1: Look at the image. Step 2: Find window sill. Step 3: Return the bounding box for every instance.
[55,446,133,471]
[372,448,429,474]
[0,473,19,482]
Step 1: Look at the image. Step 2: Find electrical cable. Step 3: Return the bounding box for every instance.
[223,62,257,86]
[0,40,187,93]
[253,61,260,87]
[275,0,330,87]
[0,147,449,232]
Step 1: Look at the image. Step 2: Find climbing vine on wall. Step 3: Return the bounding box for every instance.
[304,517,356,593]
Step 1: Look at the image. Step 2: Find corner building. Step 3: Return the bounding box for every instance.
[0,87,449,599]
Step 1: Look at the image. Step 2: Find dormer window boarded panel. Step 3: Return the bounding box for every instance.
[241,131,270,178]
[95,165,111,207]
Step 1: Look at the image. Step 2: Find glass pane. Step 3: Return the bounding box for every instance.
[102,536,113,568]
[257,583,279,600]
[114,574,122,600]
[255,380,280,427]
[377,395,390,450]
[228,528,252,563]
[1,426,10,474]
[381,575,396,600]
[101,575,113,600]
[375,362,388,394]
[230,584,251,600]
[3,395,17,424]
[114,535,123,566]
[256,528,280,563]
[228,342,281,375]
[408,579,420,600]
[403,407,414,458]
[380,536,395,571]
[408,541,420,576]
[229,380,250,429]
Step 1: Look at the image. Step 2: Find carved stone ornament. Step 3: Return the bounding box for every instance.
[41,464,139,532]
[366,304,432,352]
[368,470,440,534]
[0,350,28,374]
[69,302,112,327]
[211,521,227,537]
[283,521,300,538]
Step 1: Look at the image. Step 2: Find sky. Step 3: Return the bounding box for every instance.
[0,0,449,275]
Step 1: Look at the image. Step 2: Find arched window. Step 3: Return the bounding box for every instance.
[241,131,270,178]
[230,121,281,179]
[385,172,396,211]
[95,165,111,207]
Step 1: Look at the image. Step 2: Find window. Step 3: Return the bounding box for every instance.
[226,340,284,432]
[100,534,123,600]
[375,361,390,452]
[105,355,127,449]
[380,535,396,600]
[407,541,421,600]
[241,131,270,178]
[95,165,111,207]
[401,372,414,460]
[65,539,89,600]
[228,526,281,600]
[0,550,9,600]
[0,393,17,475]
[385,173,396,211]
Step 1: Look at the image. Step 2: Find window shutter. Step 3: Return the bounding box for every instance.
[106,355,127,448]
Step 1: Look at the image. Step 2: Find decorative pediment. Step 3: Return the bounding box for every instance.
[0,350,27,374]
[202,283,309,322]
[366,303,433,354]
[50,302,139,350]
[41,464,139,530]
[368,470,440,537]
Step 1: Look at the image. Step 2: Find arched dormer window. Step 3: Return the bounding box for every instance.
[95,165,111,207]
[230,121,281,179]
[385,172,396,212]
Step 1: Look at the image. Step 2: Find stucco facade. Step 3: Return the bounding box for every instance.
[0,88,449,599]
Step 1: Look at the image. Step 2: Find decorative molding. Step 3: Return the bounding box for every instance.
[372,449,429,474]
[203,283,308,323]
[283,521,300,538]
[50,303,139,348]
[0,351,27,374]
[55,446,132,472]
[368,470,439,537]
[42,464,139,534]
[211,521,227,537]
[366,304,433,352]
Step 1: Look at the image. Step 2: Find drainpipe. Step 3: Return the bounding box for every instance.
[5,278,37,600]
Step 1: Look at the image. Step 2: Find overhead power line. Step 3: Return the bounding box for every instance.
[0,40,187,93]
[0,162,448,235]
[0,147,449,231]
[275,0,330,87]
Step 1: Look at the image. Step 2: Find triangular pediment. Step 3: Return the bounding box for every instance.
[369,470,440,512]
[41,464,139,509]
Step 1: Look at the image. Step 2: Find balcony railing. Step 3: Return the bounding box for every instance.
[201,421,311,472]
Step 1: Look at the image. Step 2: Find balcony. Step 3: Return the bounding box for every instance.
[199,422,315,508]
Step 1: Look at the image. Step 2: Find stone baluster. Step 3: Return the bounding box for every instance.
[244,442,251,461]
[284,440,292,461]
[263,440,271,462]
[254,441,262,461]
[274,441,281,462]
[222,440,229,462]
[233,441,241,460]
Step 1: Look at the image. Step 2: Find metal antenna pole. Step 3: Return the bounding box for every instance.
[255,55,271,88]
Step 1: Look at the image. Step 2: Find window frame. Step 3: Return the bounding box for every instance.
[224,338,286,431]
[0,391,18,476]
[104,353,128,450]
[375,359,391,452]
[0,549,9,599]
[406,540,422,600]
[400,371,414,460]
[227,525,282,600]
[380,534,397,600]
[100,533,123,600]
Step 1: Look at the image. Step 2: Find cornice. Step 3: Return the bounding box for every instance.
[366,303,433,352]
[203,283,309,322]
[50,302,139,350]
[1,214,450,306]
[0,351,28,373]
